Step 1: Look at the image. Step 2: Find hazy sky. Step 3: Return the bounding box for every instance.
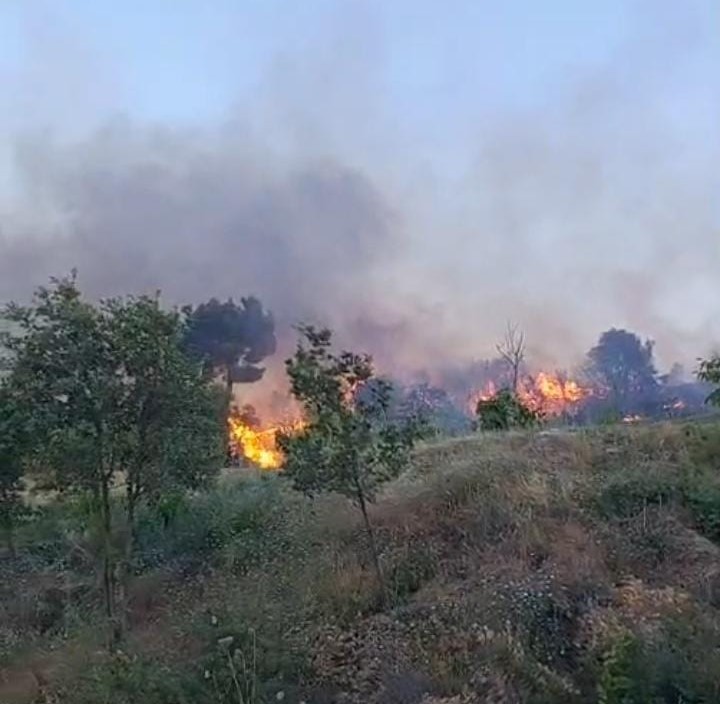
[0,0,718,374]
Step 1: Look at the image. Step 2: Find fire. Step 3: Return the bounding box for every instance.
[469,372,589,416]
[467,380,499,412]
[622,414,643,424]
[227,414,305,470]
[521,372,588,415]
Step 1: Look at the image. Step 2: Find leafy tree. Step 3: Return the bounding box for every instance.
[698,356,720,407]
[4,275,225,644]
[278,326,423,602]
[475,388,541,430]
[0,384,28,557]
[182,297,276,397]
[585,328,659,415]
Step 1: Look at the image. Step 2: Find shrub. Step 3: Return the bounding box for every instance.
[591,469,681,520]
[132,474,297,572]
[596,614,720,704]
[64,654,211,704]
[387,543,438,603]
[475,389,541,431]
[683,474,720,542]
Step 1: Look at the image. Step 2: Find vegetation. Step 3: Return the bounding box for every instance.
[475,387,541,430]
[698,354,720,406]
[585,328,659,415]
[0,385,28,557]
[5,278,720,702]
[278,325,424,601]
[1,275,225,646]
[3,422,720,703]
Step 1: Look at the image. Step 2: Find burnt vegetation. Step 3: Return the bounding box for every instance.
[1,277,720,703]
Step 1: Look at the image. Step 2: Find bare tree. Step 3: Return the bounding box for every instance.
[497,322,525,393]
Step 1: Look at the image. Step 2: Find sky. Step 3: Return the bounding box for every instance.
[0,0,718,377]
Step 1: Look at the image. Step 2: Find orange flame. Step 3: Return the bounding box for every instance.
[227,415,305,470]
[469,372,590,416]
[521,372,588,415]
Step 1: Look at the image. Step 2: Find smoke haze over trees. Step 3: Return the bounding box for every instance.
[0,1,718,380]
[584,328,660,416]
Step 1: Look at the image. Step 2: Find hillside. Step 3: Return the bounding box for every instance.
[3,423,720,703]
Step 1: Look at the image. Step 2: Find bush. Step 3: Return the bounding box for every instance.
[476,389,541,431]
[591,469,682,520]
[595,611,720,704]
[388,543,438,603]
[133,474,298,572]
[66,655,211,704]
[683,474,720,542]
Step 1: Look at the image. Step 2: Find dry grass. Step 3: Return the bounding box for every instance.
[4,421,720,702]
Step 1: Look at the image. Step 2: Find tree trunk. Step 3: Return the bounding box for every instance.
[225,364,234,399]
[118,482,138,640]
[100,476,120,649]
[0,494,16,559]
[3,520,15,559]
[354,478,387,607]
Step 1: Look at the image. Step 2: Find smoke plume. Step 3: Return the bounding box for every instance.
[0,1,718,388]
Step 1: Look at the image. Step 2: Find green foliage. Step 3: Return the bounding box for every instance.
[592,468,681,520]
[698,355,720,407]
[133,474,298,572]
[597,616,720,704]
[2,274,225,642]
[4,276,225,504]
[387,543,438,603]
[278,325,424,599]
[0,384,30,554]
[597,630,645,704]
[67,654,211,704]
[475,388,541,430]
[279,326,423,503]
[684,476,720,542]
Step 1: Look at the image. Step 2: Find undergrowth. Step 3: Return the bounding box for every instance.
[2,422,720,703]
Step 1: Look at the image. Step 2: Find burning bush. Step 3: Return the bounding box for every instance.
[475,388,542,430]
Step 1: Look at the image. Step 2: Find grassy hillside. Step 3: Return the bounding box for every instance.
[3,423,720,703]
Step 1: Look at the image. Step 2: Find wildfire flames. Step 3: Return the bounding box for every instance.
[470,371,590,416]
[227,414,305,470]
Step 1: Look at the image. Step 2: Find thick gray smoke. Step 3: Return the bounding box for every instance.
[1,0,718,387]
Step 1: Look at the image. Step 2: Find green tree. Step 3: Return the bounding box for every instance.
[278,326,423,602]
[4,275,225,645]
[182,297,276,398]
[698,355,720,407]
[0,384,28,557]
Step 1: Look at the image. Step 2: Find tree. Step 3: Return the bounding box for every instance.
[585,328,659,415]
[182,297,276,398]
[497,322,526,393]
[0,384,28,557]
[698,356,720,407]
[4,275,225,645]
[475,388,540,430]
[278,326,423,602]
